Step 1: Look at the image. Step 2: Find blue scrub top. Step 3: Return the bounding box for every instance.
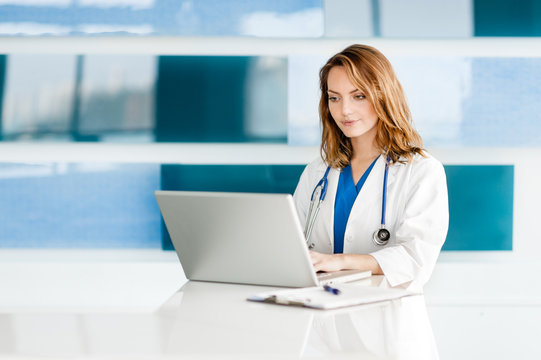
[333,157,379,254]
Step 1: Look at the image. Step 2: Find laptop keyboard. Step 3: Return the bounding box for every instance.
[316,272,334,279]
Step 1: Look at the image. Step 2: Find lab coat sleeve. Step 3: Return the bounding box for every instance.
[370,157,449,289]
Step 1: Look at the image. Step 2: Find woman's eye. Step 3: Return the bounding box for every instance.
[354,94,366,100]
[328,96,339,102]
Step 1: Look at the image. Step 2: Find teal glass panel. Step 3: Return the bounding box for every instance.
[160,164,304,249]
[155,56,287,143]
[154,56,247,142]
[474,0,541,36]
[443,165,514,251]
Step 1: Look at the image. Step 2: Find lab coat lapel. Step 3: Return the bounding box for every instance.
[349,156,392,227]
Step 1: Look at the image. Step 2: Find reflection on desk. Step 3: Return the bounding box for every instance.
[159,281,438,359]
[0,280,438,359]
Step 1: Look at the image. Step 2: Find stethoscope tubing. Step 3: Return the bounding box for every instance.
[304,167,330,248]
[380,159,389,226]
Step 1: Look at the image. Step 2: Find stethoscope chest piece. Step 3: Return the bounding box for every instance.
[372,227,390,246]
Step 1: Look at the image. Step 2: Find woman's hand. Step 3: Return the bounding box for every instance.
[309,251,384,275]
[309,251,347,272]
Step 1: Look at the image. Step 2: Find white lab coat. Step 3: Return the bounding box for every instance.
[293,153,449,291]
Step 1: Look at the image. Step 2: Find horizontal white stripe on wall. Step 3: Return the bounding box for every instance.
[1,37,541,57]
[0,143,539,164]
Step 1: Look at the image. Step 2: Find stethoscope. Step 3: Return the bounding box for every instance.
[304,156,391,249]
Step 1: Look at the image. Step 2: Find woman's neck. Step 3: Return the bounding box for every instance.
[348,135,380,184]
[350,131,380,164]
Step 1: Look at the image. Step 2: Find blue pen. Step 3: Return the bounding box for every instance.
[323,284,341,295]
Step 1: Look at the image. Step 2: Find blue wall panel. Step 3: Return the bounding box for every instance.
[462,58,541,146]
[0,163,161,248]
[0,0,323,37]
[0,162,514,251]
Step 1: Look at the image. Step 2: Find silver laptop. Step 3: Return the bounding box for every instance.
[155,190,371,287]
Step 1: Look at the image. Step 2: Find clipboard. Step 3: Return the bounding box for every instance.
[247,284,415,310]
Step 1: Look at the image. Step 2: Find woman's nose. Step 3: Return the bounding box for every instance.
[341,98,353,116]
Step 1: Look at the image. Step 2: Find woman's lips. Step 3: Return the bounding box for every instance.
[342,120,359,126]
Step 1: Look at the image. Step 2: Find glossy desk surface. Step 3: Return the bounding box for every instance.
[0,276,438,360]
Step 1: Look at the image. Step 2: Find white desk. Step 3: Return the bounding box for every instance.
[0,277,438,359]
[3,250,541,359]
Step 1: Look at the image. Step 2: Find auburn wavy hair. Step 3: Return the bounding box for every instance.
[319,44,424,169]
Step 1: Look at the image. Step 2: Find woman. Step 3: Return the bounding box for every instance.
[293,44,449,290]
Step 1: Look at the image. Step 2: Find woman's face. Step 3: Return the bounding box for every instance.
[326,66,379,142]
